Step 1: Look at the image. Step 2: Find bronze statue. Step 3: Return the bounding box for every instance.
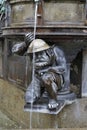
[12,33,68,110]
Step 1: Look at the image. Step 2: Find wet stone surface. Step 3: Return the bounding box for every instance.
[0,110,20,129]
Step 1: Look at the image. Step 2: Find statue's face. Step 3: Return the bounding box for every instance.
[35,50,51,69]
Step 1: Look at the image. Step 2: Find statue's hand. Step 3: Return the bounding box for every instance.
[25,32,34,46]
[37,68,50,76]
[58,68,65,74]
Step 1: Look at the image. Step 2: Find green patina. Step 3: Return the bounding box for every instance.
[0,0,6,20]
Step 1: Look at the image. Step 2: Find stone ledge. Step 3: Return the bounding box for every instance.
[0,79,87,128]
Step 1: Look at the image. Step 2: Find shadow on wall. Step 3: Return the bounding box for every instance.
[70,51,82,98]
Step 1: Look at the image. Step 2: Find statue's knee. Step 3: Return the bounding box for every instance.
[25,89,36,103]
[25,85,40,103]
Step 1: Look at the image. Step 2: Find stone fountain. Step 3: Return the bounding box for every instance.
[2,0,87,115]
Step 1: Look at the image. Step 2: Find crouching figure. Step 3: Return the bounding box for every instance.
[25,39,67,110]
[12,33,67,110]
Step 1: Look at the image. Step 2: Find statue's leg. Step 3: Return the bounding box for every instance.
[25,76,41,104]
[42,72,61,109]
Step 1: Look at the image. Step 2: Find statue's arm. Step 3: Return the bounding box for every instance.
[12,42,27,55]
[37,66,65,76]
[12,32,34,55]
[38,46,67,75]
[49,46,67,74]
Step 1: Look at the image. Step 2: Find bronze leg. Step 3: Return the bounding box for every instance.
[42,72,61,109]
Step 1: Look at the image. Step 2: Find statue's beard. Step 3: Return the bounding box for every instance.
[35,61,50,69]
[35,57,51,70]
[33,50,52,69]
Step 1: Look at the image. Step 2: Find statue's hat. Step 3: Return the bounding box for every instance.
[27,39,50,53]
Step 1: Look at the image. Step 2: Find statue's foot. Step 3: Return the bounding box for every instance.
[48,99,59,110]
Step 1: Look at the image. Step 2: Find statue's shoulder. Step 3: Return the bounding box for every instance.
[53,45,64,55]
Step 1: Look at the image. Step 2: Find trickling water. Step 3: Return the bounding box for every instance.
[25,56,29,88]
[54,115,59,129]
[33,2,38,40]
[29,2,38,129]
[74,100,81,119]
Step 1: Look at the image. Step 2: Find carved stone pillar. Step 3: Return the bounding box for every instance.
[82,49,87,97]
[85,0,87,25]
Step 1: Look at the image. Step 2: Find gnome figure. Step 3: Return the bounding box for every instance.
[12,33,67,110]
